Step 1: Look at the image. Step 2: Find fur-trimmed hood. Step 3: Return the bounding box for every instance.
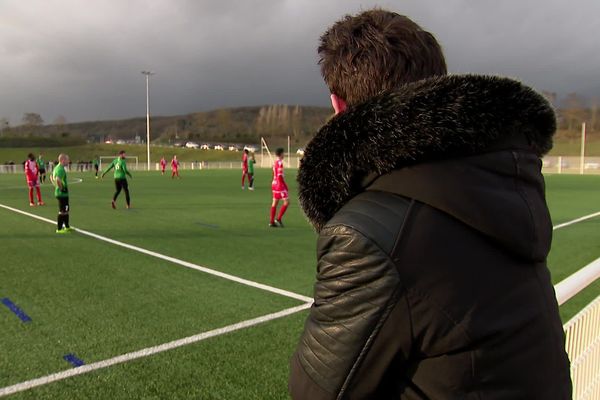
[298,74,556,233]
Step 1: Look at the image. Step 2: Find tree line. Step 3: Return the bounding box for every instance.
[1,95,598,148]
[0,105,333,148]
[542,92,599,136]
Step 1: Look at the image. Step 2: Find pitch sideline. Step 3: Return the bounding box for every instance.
[0,202,312,303]
[552,211,600,230]
[0,201,313,397]
[0,303,311,398]
[0,178,83,191]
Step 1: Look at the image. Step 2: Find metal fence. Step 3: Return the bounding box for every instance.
[563,296,600,400]
[542,156,600,175]
[0,156,302,174]
[556,258,600,400]
[5,155,600,174]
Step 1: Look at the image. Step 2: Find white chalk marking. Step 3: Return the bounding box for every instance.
[0,178,83,191]
[553,211,600,231]
[0,303,311,397]
[0,203,312,303]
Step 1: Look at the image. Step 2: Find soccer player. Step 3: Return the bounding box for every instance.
[101,150,132,209]
[24,153,44,206]
[269,147,289,227]
[241,149,249,189]
[248,151,256,191]
[37,153,46,183]
[93,156,100,179]
[51,153,72,233]
[160,156,167,175]
[171,155,180,178]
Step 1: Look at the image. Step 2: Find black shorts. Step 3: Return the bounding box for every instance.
[58,197,69,213]
[39,168,46,174]
[94,165,99,171]
[115,178,129,191]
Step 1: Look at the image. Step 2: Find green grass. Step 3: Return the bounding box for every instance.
[0,143,242,165]
[0,170,598,399]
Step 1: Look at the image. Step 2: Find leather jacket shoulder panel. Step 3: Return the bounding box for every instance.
[290,192,412,398]
[325,190,412,255]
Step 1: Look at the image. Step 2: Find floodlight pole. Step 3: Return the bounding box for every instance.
[580,122,586,175]
[142,70,155,171]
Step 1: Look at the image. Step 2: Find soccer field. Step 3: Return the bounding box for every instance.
[0,169,599,399]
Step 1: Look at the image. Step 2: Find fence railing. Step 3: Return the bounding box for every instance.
[0,156,302,174]
[543,156,600,175]
[556,258,600,400]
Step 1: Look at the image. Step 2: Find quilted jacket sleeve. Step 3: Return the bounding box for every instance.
[289,223,410,400]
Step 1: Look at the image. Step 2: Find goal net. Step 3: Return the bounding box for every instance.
[260,137,273,168]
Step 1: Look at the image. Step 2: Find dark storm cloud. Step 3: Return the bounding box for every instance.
[0,0,598,124]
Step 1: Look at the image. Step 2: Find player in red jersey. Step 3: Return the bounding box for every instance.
[160,157,167,175]
[241,149,249,189]
[24,153,44,206]
[171,155,180,178]
[269,148,289,227]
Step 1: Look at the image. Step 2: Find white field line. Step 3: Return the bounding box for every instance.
[0,203,312,303]
[553,211,600,231]
[0,303,312,398]
[0,178,83,191]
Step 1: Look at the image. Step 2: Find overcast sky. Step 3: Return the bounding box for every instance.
[0,0,598,124]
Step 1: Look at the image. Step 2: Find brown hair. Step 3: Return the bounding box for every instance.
[318,9,447,106]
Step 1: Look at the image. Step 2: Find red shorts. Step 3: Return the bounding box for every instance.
[272,190,288,200]
[27,179,40,188]
[272,182,288,200]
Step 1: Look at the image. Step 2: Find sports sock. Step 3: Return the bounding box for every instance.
[242,174,246,186]
[270,207,277,224]
[64,214,70,228]
[277,203,289,221]
[29,188,34,203]
[35,187,42,202]
[57,215,64,230]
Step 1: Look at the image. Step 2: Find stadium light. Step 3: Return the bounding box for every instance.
[141,70,155,171]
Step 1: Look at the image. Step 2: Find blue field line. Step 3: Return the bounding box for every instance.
[1,298,32,323]
[63,354,85,368]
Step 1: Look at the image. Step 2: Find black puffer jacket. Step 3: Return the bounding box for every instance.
[289,75,572,399]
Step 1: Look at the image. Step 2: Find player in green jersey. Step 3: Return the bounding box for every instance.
[37,153,47,183]
[51,153,73,233]
[101,150,133,209]
[248,151,256,190]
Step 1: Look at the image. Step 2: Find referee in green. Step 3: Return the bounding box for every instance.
[101,150,133,209]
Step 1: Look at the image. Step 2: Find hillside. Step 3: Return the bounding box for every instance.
[0,105,333,149]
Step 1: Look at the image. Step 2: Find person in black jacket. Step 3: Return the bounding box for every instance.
[289,8,572,400]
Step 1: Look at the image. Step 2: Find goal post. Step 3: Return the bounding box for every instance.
[260,137,273,168]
